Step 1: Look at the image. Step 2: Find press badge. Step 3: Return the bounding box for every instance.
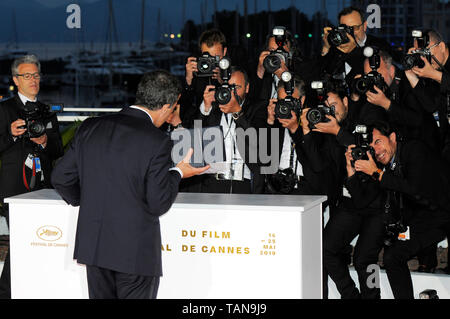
[398,226,410,241]
[34,157,42,173]
[25,154,34,170]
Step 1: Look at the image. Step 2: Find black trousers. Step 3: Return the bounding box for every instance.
[0,207,10,299]
[383,226,447,299]
[86,265,160,299]
[323,207,385,299]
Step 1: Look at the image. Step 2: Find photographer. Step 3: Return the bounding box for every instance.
[0,55,64,299]
[352,121,450,299]
[252,26,304,104]
[179,29,228,129]
[199,66,266,194]
[337,48,435,154]
[404,29,450,162]
[303,83,385,298]
[317,6,391,87]
[264,73,314,195]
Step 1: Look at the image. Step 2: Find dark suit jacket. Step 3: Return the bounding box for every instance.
[200,99,267,193]
[51,106,181,277]
[0,95,63,205]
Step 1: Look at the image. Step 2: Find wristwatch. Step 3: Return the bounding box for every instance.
[371,168,383,181]
[232,110,243,121]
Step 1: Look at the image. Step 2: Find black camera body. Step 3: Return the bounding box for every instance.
[196,53,220,77]
[327,25,354,47]
[383,191,407,247]
[353,46,389,95]
[402,49,432,70]
[350,125,375,167]
[275,97,301,120]
[353,71,388,95]
[306,80,337,129]
[384,219,407,247]
[213,57,240,106]
[275,71,301,120]
[306,106,335,129]
[19,101,63,138]
[266,167,298,194]
[263,26,291,74]
[402,30,432,70]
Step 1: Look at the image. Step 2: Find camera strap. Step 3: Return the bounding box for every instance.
[23,155,36,191]
[288,141,299,178]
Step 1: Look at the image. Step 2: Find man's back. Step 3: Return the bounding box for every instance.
[52,106,181,277]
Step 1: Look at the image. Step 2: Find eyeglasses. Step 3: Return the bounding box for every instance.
[349,23,364,31]
[427,41,441,51]
[15,72,41,80]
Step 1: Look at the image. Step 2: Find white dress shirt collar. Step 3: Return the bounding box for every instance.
[129,105,153,123]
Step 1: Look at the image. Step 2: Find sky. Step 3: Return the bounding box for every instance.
[0,0,345,43]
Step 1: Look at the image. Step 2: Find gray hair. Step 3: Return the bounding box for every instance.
[11,54,41,77]
[135,70,182,111]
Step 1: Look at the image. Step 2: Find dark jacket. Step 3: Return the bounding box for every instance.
[0,95,63,205]
[200,98,267,194]
[51,106,181,277]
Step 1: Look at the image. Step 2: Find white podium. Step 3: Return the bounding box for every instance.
[5,189,325,299]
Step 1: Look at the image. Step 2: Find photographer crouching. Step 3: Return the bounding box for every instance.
[301,80,386,299]
[351,121,450,299]
[0,55,64,298]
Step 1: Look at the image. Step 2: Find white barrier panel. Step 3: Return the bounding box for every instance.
[6,189,325,299]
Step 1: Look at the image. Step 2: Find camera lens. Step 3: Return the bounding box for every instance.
[197,57,213,74]
[215,87,232,105]
[354,77,371,94]
[29,121,46,138]
[306,108,323,125]
[275,100,291,119]
[263,53,283,74]
[402,53,425,70]
[327,29,349,47]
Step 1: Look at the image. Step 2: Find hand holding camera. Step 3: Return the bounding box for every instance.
[203,85,216,113]
[185,57,198,86]
[365,85,391,110]
[278,111,300,134]
[10,119,27,137]
[266,98,277,125]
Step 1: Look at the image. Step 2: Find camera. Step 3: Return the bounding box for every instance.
[350,125,375,167]
[263,26,291,74]
[383,192,407,247]
[306,80,336,129]
[196,52,221,77]
[265,167,299,194]
[327,24,354,47]
[213,58,238,105]
[275,72,301,119]
[19,101,63,138]
[353,46,389,95]
[402,30,432,70]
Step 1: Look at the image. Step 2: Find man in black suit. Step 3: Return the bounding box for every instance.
[200,67,266,194]
[314,6,392,88]
[0,54,63,299]
[51,70,209,299]
[352,121,450,299]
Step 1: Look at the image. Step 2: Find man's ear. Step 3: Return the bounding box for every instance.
[363,21,368,33]
[245,82,249,94]
[223,47,227,57]
[389,131,396,144]
[12,76,18,87]
[301,95,306,106]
